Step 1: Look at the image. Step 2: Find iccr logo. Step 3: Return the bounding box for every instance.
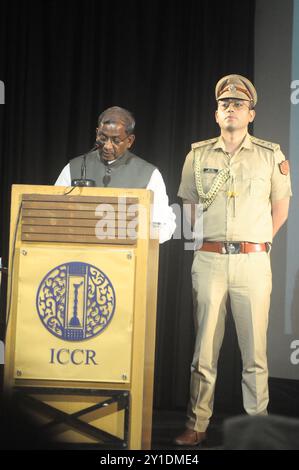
[36,262,116,341]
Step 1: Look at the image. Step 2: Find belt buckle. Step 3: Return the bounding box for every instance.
[223,242,240,254]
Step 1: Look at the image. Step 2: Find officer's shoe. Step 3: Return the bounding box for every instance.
[174,429,206,446]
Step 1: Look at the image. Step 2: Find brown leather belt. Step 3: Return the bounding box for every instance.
[197,241,268,254]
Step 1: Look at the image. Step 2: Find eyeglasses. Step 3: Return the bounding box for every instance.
[96,133,130,146]
[218,100,251,111]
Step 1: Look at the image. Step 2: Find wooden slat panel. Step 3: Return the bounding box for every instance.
[22,225,135,236]
[21,194,140,244]
[22,217,131,228]
[22,209,138,220]
[22,201,136,211]
[22,194,139,204]
[21,233,136,244]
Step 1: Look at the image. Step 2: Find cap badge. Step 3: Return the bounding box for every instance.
[228,84,236,92]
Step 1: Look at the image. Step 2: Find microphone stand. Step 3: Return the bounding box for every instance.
[71,145,97,187]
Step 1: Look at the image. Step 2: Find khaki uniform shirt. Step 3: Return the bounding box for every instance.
[178,134,292,242]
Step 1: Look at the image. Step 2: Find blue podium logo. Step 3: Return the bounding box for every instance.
[36,262,116,341]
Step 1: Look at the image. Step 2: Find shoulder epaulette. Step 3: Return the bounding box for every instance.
[191,137,218,150]
[251,136,280,151]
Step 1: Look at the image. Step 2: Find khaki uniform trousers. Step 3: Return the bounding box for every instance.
[188,250,272,432]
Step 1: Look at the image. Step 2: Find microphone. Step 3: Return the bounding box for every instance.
[102,164,112,187]
[71,144,98,187]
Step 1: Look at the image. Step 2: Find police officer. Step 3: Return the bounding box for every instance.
[175,74,292,446]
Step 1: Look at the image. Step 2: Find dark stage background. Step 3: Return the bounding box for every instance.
[1,0,297,418]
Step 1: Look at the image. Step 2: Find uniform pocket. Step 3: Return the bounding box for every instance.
[201,172,216,192]
[249,177,270,198]
[201,170,228,193]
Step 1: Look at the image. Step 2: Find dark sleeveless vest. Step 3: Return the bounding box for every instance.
[69,150,156,188]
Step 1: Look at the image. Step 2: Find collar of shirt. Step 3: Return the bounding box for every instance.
[97,149,131,168]
[212,133,254,154]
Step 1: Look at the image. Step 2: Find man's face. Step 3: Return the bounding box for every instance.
[96,122,135,162]
[215,99,255,133]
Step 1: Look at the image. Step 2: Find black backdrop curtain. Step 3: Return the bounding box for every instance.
[0,0,255,411]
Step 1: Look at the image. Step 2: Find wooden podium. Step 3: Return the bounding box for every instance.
[4,184,160,449]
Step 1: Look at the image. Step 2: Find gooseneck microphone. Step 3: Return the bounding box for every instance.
[71,144,98,187]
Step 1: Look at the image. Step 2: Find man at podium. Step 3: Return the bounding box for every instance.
[55,106,176,243]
